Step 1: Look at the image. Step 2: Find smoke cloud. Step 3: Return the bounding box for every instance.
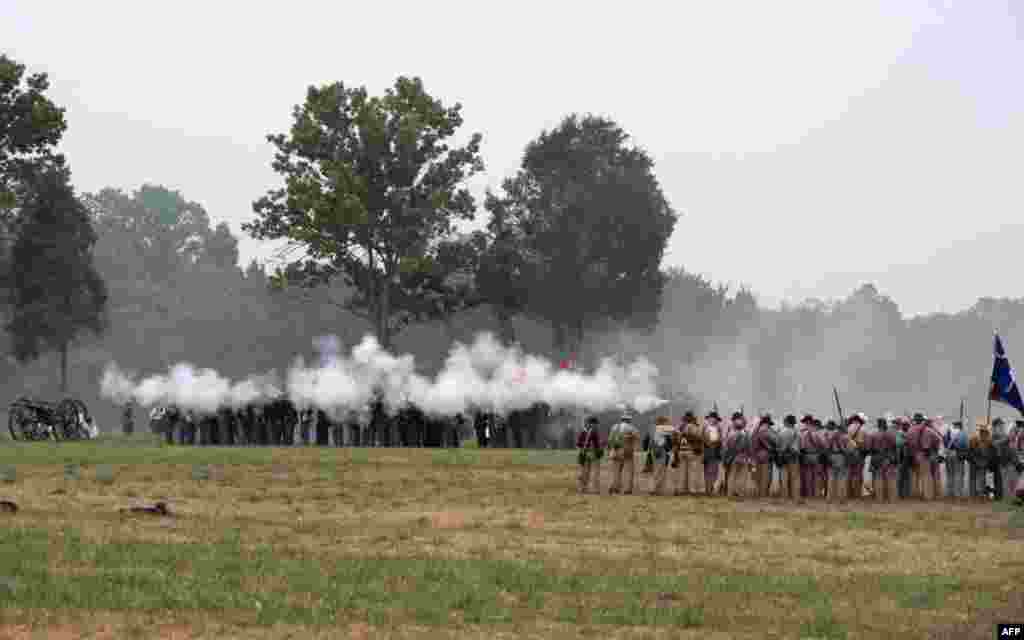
[99,332,666,416]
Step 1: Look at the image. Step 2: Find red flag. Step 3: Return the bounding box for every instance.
[559,353,575,370]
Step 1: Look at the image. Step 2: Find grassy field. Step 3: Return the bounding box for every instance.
[0,436,1021,639]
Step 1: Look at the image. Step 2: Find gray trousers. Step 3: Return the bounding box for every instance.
[968,462,987,497]
[945,455,966,498]
[1003,465,1020,501]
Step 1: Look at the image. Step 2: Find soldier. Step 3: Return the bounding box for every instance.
[896,417,913,499]
[474,411,490,448]
[812,418,830,499]
[907,413,927,499]
[218,406,237,446]
[870,416,898,502]
[648,416,675,495]
[163,406,180,445]
[1006,419,1024,501]
[723,412,753,498]
[719,412,738,496]
[576,416,603,494]
[846,413,868,500]
[798,414,818,499]
[990,418,1008,500]
[919,417,944,500]
[750,413,777,498]
[121,401,135,436]
[701,410,723,496]
[676,411,703,496]
[968,418,994,498]
[943,419,969,498]
[825,419,848,503]
[608,410,640,495]
[777,414,801,500]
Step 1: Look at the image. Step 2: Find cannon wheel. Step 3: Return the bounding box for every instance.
[7,402,24,441]
[7,400,52,441]
[56,398,89,440]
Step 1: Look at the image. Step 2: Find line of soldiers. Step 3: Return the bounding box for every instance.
[145,397,468,448]
[577,409,1024,502]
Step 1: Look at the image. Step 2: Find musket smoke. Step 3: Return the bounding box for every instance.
[101,332,666,416]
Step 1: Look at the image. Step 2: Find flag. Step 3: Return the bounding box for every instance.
[990,333,1024,415]
[559,352,575,370]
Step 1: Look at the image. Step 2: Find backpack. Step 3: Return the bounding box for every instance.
[948,429,967,451]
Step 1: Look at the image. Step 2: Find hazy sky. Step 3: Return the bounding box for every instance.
[3,1,1021,317]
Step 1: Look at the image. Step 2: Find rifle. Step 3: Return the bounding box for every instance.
[959,399,965,425]
[833,387,845,425]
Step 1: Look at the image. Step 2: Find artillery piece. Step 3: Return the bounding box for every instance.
[7,397,94,441]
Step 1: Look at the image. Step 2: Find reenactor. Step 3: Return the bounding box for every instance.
[989,418,1007,500]
[576,416,604,494]
[723,412,753,498]
[968,418,995,498]
[719,412,738,496]
[896,417,913,499]
[825,419,848,504]
[750,413,778,498]
[648,416,675,495]
[776,414,802,500]
[943,419,969,498]
[608,410,639,495]
[868,417,899,502]
[811,418,830,499]
[1007,419,1024,500]
[919,417,944,500]
[846,413,868,500]
[474,412,490,448]
[121,401,135,436]
[675,411,703,495]
[798,414,818,499]
[184,410,197,445]
[701,410,723,496]
[218,406,237,446]
[907,413,928,499]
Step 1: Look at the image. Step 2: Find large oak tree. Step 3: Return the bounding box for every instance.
[244,77,484,349]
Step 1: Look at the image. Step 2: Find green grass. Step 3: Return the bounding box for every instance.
[0,441,1019,639]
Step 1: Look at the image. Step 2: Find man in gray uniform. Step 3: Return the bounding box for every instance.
[943,420,969,498]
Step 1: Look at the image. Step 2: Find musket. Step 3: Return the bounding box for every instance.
[959,398,964,425]
[833,387,845,425]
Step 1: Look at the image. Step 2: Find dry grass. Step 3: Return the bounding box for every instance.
[0,442,1021,639]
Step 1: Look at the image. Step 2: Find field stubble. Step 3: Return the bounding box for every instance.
[0,438,1021,639]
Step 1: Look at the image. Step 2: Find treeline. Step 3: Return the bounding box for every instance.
[0,53,1018,436]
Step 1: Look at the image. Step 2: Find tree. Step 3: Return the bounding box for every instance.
[244,76,484,349]
[6,162,107,392]
[83,184,217,283]
[488,114,677,358]
[0,54,67,213]
[477,193,531,345]
[201,221,240,270]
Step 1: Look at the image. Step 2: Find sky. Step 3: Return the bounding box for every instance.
[2,0,1021,318]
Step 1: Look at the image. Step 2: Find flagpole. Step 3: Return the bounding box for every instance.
[987,331,996,426]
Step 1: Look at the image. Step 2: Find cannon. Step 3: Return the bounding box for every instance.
[7,397,94,441]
